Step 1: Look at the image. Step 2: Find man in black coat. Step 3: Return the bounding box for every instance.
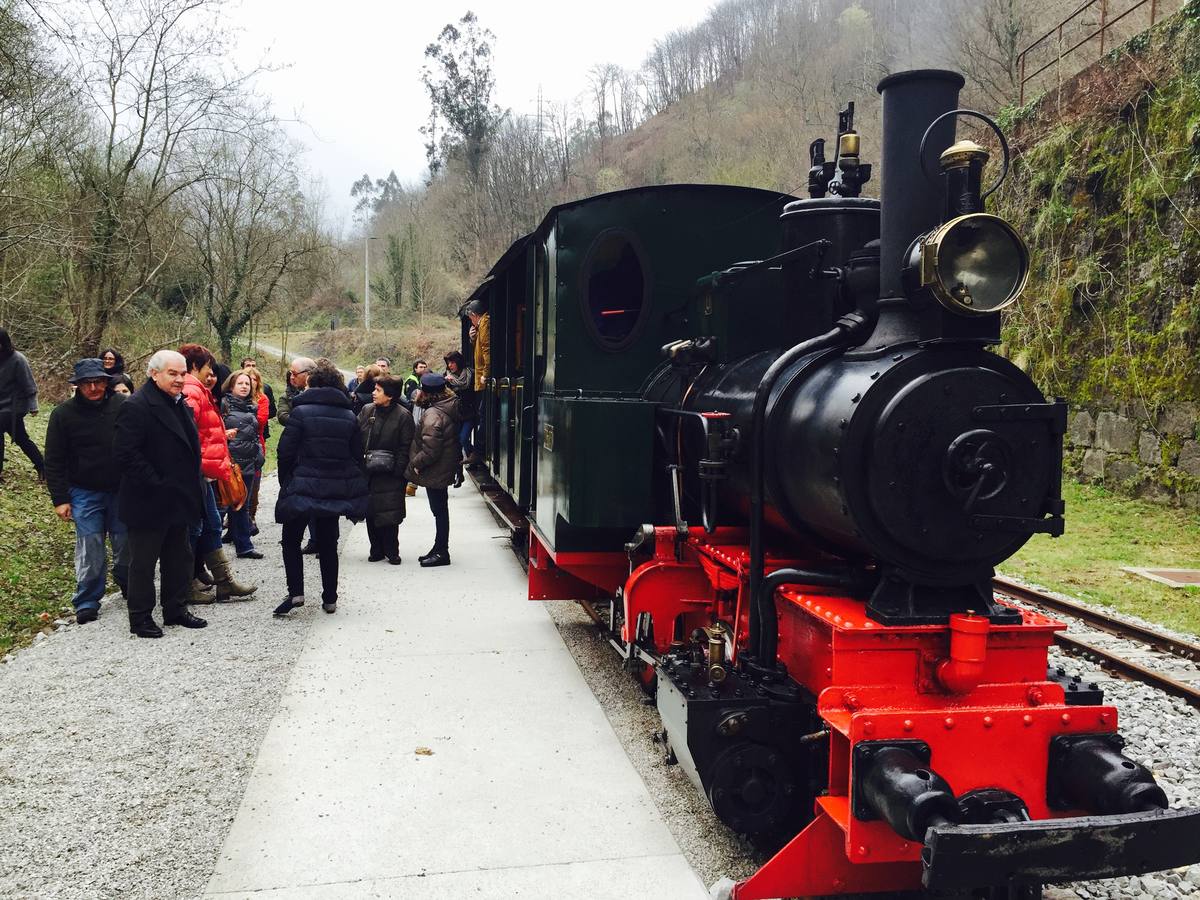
[44,358,128,623]
[112,350,209,637]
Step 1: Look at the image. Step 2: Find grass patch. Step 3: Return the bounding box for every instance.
[0,413,76,655]
[1002,481,1200,636]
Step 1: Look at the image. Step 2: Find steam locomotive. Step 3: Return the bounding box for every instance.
[462,69,1200,898]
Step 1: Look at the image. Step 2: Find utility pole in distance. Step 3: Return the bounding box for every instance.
[364,235,378,331]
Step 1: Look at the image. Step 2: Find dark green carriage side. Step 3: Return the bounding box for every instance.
[469,184,796,553]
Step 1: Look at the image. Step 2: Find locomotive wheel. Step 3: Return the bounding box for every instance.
[706,743,797,836]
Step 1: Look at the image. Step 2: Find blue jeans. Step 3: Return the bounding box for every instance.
[69,487,128,611]
[189,481,224,556]
[228,470,258,554]
[458,420,473,457]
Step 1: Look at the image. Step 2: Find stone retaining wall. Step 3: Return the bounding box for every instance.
[1065,401,1200,507]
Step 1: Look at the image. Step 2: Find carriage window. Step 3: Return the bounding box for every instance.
[581,229,648,351]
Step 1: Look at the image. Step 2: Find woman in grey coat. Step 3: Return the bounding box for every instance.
[220,370,266,559]
[405,373,460,568]
[0,328,44,480]
[357,376,415,564]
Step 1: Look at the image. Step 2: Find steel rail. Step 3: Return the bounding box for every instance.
[995,576,1200,707]
[994,575,1200,661]
[1053,632,1200,708]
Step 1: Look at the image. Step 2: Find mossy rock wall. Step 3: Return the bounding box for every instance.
[994,2,1200,505]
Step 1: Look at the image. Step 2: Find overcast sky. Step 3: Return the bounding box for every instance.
[232,0,712,234]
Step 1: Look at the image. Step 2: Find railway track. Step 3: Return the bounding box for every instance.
[994,575,1200,708]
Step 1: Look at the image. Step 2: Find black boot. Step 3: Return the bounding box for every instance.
[420,551,451,568]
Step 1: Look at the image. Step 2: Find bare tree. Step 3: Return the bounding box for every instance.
[0,4,79,340]
[947,0,1036,110]
[35,0,270,354]
[183,129,327,361]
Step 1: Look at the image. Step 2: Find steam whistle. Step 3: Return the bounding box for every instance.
[828,102,872,198]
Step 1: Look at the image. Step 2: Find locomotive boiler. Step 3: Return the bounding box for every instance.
[463,69,1200,899]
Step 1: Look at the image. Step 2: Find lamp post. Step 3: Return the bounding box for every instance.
[364,235,379,331]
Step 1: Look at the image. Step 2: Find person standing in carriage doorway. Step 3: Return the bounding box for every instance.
[357,375,414,565]
[442,351,473,488]
[464,300,489,467]
[406,372,460,568]
[44,359,129,624]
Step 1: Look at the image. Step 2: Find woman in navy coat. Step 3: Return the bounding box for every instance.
[274,360,368,615]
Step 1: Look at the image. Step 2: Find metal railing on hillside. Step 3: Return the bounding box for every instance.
[1018,0,1180,105]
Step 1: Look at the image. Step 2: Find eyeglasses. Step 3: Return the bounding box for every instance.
[79,378,108,387]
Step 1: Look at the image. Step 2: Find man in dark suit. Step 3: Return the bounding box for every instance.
[113,350,209,637]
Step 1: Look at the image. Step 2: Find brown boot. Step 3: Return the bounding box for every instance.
[191,579,216,605]
[195,565,215,587]
[204,549,257,601]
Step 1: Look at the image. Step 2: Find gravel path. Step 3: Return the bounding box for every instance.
[0,475,312,900]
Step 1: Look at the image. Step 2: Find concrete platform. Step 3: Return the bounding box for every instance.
[204,485,708,898]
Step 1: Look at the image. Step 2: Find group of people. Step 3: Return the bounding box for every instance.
[0,321,482,637]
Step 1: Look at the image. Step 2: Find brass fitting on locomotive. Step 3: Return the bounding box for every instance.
[901,115,1030,317]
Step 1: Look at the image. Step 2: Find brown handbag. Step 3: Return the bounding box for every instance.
[215,464,248,511]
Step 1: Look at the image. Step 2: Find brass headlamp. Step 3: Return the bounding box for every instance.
[902,139,1030,316]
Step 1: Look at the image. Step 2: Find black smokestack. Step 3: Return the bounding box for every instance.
[876,69,964,299]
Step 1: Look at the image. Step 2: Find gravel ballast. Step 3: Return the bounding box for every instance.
[0,475,311,899]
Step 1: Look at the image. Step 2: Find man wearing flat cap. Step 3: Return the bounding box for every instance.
[44,359,129,623]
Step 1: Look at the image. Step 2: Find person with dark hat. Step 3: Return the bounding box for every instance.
[44,359,129,623]
[405,371,460,567]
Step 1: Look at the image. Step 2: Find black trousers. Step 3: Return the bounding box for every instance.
[282,515,339,603]
[427,487,449,553]
[366,518,399,559]
[0,412,44,474]
[125,524,193,623]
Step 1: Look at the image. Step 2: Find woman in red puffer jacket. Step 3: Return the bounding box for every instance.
[179,344,256,601]
[181,347,233,483]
